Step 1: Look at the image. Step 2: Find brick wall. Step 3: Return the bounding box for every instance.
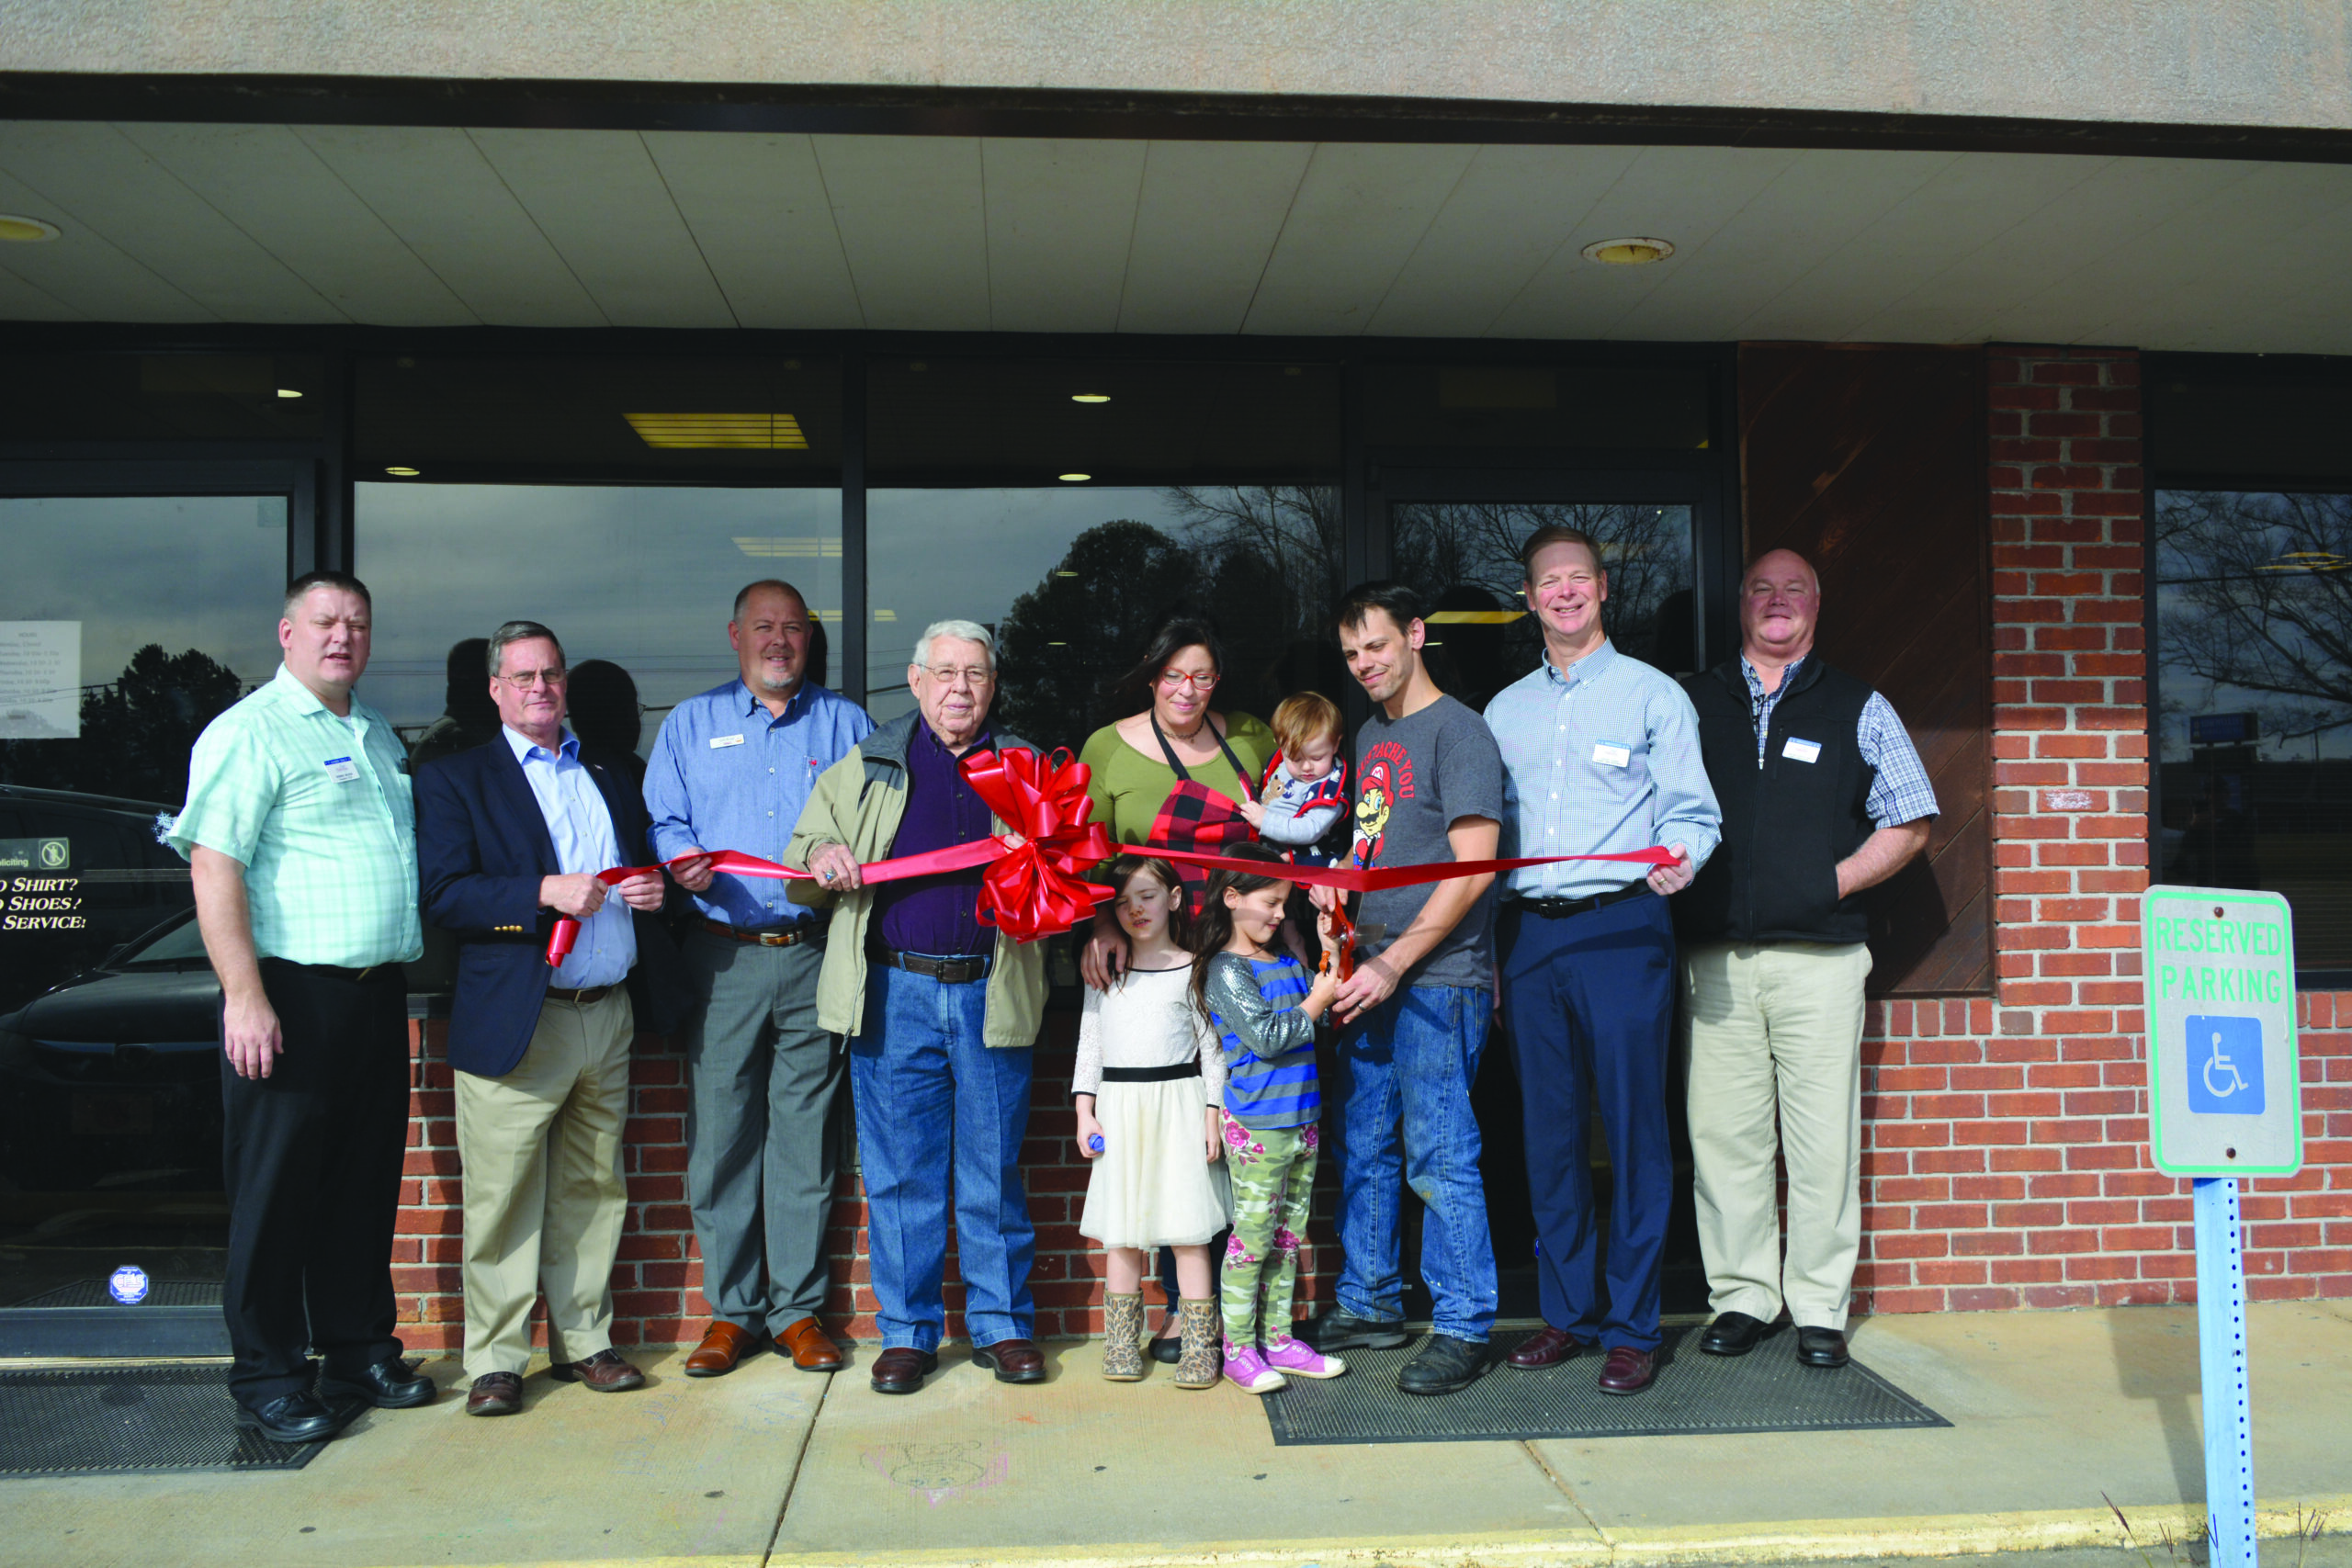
[390,343,2346,1348]
[1848,345,2349,1314]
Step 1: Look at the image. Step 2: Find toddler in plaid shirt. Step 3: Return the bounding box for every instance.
[1241,693,1348,866]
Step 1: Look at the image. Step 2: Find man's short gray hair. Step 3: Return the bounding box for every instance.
[486,620,564,677]
[911,619,996,672]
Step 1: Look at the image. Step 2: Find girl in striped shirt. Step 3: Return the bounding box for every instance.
[1191,842,1350,1393]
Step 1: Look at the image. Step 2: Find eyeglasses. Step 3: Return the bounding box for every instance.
[496,668,568,690]
[1157,670,1220,692]
[923,665,994,687]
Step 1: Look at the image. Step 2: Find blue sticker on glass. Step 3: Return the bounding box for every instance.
[107,1265,151,1305]
[2186,1014,2265,1116]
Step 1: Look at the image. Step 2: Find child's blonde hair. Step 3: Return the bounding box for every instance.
[1270,692,1342,758]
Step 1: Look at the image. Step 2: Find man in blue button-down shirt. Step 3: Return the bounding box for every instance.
[644,581,873,1377]
[1485,525,1721,1396]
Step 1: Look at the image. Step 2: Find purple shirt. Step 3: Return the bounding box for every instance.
[875,723,996,956]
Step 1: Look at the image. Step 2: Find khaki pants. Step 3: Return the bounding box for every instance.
[1679,941,1871,1332]
[457,989,635,1378]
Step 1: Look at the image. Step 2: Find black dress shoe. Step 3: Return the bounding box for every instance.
[869,1346,940,1394]
[1310,1310,1410,1353]
[318,1356,436,1409]
[1396,1334,1487,1395]
[1796,1326,1849,1368]
[1699,1311,1771,1358]
[1148,1335,1183,1365]
[235,1391,345,1443]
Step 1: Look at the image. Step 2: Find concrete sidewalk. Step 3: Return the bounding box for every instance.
[5,1302,2348,1568]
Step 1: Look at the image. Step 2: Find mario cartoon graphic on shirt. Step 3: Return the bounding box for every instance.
[1352,758,1394,869]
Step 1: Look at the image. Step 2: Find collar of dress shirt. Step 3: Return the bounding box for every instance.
[502,724,578,764]
[1740,651,1807,705]
[737,677,809,723]
[1541,636,1618,689]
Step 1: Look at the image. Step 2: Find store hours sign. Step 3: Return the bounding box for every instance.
[2141,886,2303,1179]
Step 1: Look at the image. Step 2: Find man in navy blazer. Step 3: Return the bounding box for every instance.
[416,620,684,1417]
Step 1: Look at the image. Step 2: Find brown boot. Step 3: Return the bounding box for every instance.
[1173,1298,1221,1391]
[1101,1291,1146,1382]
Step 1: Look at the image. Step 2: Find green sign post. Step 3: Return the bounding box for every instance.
[2141,885,2305,1568]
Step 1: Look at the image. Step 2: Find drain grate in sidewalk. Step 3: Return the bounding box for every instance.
[1264,1325,1950,1445]
[0,1365,326,1476]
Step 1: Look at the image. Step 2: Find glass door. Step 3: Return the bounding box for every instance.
[1380,483,1713,1320]
[0,469,300,1337]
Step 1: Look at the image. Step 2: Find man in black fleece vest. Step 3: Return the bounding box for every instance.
[1677,549,1939,1371]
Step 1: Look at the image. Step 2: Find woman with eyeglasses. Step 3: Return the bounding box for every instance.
[1075,618,1275,1366]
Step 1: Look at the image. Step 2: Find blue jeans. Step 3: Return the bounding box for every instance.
[1499,894,1676,1353]
[1335,984,1498,1343]
[847,962,1036,1353]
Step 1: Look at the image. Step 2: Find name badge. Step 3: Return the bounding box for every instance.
[1783,737,1823,764]
[1592,743,1631,769]
[323,756,361,783]
[709,734,746,750]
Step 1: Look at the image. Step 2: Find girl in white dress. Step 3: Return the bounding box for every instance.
[1074,857,1231,1387]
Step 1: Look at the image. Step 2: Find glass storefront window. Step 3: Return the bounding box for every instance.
[1389,501,1700,712]
[2154,489,2352,978]
[0,354,328,442]
[866,486,1347,757]
[356,482,844,757]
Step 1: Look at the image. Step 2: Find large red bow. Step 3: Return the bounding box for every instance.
[958,746,1117,942]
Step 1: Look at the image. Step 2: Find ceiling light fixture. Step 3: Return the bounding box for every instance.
[0,214,61,243]
[277,388,303,399]
[625,412,808,450]
[1424,609,1527,625]
[1055,570,1080,578]
[1058,473,1091,482]
[1581,237,1675,265]
[1071,393,1110,404]
[384,466,421,477]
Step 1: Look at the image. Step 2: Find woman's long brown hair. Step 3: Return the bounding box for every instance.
[1184,841,1292,1024]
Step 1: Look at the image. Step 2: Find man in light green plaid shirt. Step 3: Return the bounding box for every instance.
[169,570,435,1444]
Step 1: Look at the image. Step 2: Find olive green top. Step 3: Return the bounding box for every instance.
[1078,710,1279,845]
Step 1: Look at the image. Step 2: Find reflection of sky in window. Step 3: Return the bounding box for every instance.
[0,495,286,694]
[355,484,842,733]
[866,488,1186,728]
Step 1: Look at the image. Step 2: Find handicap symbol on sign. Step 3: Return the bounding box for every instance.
[2185,1014,2265,1116]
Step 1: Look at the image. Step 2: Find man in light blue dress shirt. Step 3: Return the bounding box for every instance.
[1484,525,1721,1396]
[644,580,874,1376]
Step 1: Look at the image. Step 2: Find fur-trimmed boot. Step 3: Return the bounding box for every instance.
[1101,1291,1146,1382]
[1173,1298,1222,1390]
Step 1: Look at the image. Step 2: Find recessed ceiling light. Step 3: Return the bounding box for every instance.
[1055,570,1080,578]
[277,388,303,399]
[1581,237,1676,265]
[1071,393,1110,403]
[0,214,61,243]
[1048,641,1068,647]
[1058,473,1091,482]
[385,466,420,477]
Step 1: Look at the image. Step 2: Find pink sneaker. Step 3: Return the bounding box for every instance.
[1262,1337,1347,1380]
[1223,1342,1287,1395]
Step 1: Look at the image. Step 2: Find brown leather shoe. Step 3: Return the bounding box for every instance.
[1507,1325,1591,1369]
[869,1346,939,1394]
[1597,1346,1657,1394]
[972,1337,1047,1384]
[683,1321,760,1378]
[466,1371,524,1416]
[549,1348,646,1392]
[775,1315,844,1372]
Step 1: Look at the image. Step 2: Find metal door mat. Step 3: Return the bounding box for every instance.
[0,1365,325,1476]
[1264,1326,1951,1445]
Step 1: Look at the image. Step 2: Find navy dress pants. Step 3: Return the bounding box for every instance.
[1499,893,1676,1353]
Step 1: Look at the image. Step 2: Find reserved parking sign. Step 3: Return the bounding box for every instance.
[2142,886,2303,1178]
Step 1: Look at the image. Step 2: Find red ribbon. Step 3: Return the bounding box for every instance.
[544,749,1114,965]
[1139,844,1679,893]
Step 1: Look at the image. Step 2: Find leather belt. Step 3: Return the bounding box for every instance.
[865,942,991,984]
[1102,1062,1201,1083]
[1504,884,1655,919]
[546,984,619,1006]
[281,959,403,985]
[701,919,822,949]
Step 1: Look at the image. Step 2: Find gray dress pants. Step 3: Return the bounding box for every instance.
[682,929,843,1332]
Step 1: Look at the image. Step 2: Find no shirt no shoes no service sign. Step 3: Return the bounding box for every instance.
[2141,886,2304,1179]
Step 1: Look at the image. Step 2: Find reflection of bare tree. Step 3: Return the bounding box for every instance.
[993,521,1204,752]
[1167,486,1346,721]
[1392,502,1697,680]
[2156,491,2352,738]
